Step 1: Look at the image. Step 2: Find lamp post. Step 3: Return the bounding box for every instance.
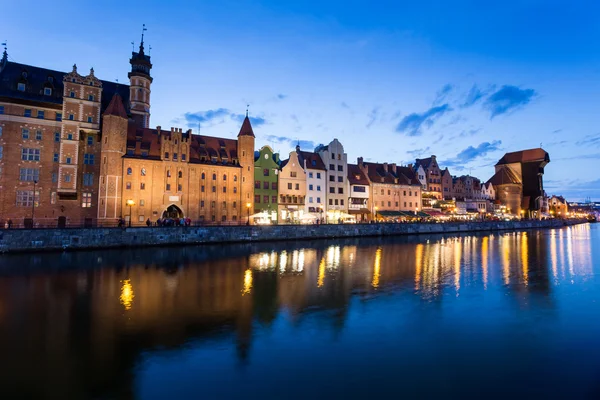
[415,207,419,216]
[319,203,323,224]
[126,199,135,227]
[246,202,251,226]
[374,206,378,223]
[31,180,38,228]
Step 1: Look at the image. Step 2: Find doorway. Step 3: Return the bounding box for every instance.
[162,205,183,219]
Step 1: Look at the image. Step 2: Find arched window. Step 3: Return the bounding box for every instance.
[233,175,237,182]
[223,174,227,181]
[201,172,205,179]
[178,171,183,178]
[167,170,171,178]
[127,167,132,175]
[212,173,216,181]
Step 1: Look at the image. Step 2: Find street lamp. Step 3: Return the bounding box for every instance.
[246,202,251,225]
[415,207,419,216]
[31,180,38,228]
[126,199,135,227]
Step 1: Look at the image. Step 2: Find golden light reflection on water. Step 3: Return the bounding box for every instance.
[481,237,489,289]
[242,269,253,295]
[372,247,382,289]
[120,279,134,310]
[550,230,558,280]
[521,232,529,286]
[317,258,326,288]
[454,238,461,292]
[415,243,423,290]
[502,235,511,285]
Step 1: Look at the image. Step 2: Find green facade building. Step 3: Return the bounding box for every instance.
[254,146,280,221]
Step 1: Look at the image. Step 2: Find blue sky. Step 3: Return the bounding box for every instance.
[4,0,600,200]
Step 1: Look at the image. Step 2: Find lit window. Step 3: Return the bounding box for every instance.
[82,193,92,208]
[16,190,39,207]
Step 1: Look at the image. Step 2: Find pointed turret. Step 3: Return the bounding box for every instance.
[129,24,152,128]
[104,93,128,119]
[238,116,255,137]
[0,42,7,73]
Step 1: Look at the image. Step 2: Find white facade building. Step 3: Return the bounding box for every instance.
[317,139,348,222]
[296,147,327,220]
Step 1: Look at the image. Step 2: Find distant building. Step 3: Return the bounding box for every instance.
[549,195,568,216]
[359,159,421,219]
[278,151,306,223]
[415,155,442,206]
[481,182,495,200]
[487,148,550,218]
[441,168,453,200]
[296,146,326,217]
[316,139,348,222]
[347,162,370,222]
[254,146,280,219]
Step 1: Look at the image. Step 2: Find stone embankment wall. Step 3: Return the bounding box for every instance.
[0,219,586,254]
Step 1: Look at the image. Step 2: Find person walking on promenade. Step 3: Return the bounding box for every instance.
[146,218,151,227]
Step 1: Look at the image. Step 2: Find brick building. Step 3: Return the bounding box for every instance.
[0,39,255,227]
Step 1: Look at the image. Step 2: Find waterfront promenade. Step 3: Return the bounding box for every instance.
[0,219,586,253]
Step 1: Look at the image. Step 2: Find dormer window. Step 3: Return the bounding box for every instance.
[44,88,52,96]
[17,83,26,92]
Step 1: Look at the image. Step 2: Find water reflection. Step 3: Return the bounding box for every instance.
[0,224,597,399]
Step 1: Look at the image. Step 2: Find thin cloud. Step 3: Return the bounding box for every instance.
[406,147,431,158]
[484,85,536,118]
[396,104,452,136]
[461,84,495,108]
[433,84,453,105]
[366,107,381,128]
[576,133,600,147]
[183,108,266,129]
[264,135,315,151]
[443,140,502,167]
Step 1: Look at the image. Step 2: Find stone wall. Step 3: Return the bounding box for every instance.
[0,219,586,254]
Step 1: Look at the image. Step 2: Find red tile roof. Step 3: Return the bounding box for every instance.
[297,150,326,171]
[104,93,128,119]
[496,148,549,165]
[347,164,369,185]
[237,116,255,137]
[125,126,240,166]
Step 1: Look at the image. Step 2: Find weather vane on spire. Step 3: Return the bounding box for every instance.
[246,104,249,117]
[141,24,147,45]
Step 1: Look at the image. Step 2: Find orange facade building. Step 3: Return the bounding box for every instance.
[0,40,255,227]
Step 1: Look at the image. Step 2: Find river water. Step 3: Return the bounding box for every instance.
[0,224,599,399]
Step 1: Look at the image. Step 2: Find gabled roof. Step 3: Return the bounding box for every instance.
[441,167,451,177]
[125,125,240,166]
[104,93,128,118]
[415,157,433,169]
[237,116,255,137]
[496,148,549,165]
[396,166,421,186]
[486,167,521,186]
[0,60,130,113]
[363,163,420,186]
[347,164,369,185]
[297,150,326,171]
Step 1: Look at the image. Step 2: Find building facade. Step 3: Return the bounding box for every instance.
[278,151,306,223]
[296,147,326,218]
[347,163,370,222]
[487,148,550,218]
[441,168,452,200]
[415,155,442,208]
[0,40,256,227]
[317,139,348,222]
[253,145,279,219]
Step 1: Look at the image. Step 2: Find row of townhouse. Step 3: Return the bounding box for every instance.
[251,138,423,224]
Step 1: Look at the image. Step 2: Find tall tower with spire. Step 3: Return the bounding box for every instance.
[128,25,152,128]
[237,110,256,219]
